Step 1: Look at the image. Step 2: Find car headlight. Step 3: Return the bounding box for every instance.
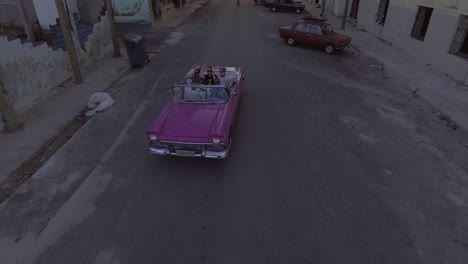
[212,138,221,144]
[149,134,158,141]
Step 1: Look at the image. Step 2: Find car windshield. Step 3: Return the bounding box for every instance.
[172,85,229,102]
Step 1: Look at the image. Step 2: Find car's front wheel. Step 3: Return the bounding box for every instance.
[271,6,277,11]
[287,37,295,46]
[325,43,336,54]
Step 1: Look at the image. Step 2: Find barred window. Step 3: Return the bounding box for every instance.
[449,15,468,59]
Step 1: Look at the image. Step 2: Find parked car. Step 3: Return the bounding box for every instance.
[278,18,352,54]
[264,0,305,13]
[146,66,243,159]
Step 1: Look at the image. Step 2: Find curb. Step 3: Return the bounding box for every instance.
[0,51,136,204]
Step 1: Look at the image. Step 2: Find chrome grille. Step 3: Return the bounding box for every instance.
[160,142,206,151]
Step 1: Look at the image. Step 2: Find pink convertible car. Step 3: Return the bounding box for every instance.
[146,65,243,159]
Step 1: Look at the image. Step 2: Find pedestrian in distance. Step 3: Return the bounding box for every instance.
[237,0,241,7]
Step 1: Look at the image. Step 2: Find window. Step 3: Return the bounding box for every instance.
[295,23,308,32]
[308,25,323,35]
[449,15,468,59]
[376,0,389,26]
[411,6,433,41]
[321,25,334,35]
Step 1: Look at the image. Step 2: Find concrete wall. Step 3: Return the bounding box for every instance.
[32,0,58,30]
[32,0,104,30]
[77,0,105,24]
[0,0,38,27]
[0,15,112,112]
[356,0,468,84]
[113,0,152,23]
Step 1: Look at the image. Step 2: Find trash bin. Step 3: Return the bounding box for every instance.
[123,34,149,67]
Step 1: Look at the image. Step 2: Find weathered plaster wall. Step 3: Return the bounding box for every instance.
[0,0,38,27]
[78,0,105,24]
[0,37,71,111]
[77,15,113,68]
[0,14,112,114]
[357,0,468,84]
[113,0,152,23]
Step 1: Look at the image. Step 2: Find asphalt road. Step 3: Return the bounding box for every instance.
[1,1,468,263]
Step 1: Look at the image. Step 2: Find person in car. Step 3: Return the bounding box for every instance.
[218,67,233,85]
[190,67,203,84]
[203,67,220,85]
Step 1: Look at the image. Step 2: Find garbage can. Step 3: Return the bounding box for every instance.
[123,34,149,67]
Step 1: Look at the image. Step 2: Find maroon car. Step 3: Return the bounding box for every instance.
[278,18,352,54]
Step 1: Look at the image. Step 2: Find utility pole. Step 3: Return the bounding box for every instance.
[17,0,35,42]
[104,0,122,57]
[341,0,350,30]
[0,82,22,132]
[55,0,83,84]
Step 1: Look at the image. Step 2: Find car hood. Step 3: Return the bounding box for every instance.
[161,103,221,138]
[329,33,351,42]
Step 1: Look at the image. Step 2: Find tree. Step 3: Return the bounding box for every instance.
[0,82,22,132]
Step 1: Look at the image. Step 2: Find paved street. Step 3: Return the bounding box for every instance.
[1,0,468,263]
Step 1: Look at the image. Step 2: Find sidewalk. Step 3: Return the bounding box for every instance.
[0,0,209,186]
[156,0,209,28]
[304,1,468,132]
[0,52,130,184]
[116,0,209,49]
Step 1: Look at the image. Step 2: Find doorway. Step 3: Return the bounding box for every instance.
[349,0,359,19]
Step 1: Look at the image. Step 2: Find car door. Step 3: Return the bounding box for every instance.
[281,0,292,11]
[292,23,309,45]
[306,24,327,47]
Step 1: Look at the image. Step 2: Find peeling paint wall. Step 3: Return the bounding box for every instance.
[0,15,112,116]
[113,0,152,23]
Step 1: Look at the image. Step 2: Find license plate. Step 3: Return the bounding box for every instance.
[175,150,195,157]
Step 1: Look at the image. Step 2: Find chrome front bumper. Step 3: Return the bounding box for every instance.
[149,146,230,159]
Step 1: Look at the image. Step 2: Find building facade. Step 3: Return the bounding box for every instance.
[327,0,468,85]
[0,0,113,121]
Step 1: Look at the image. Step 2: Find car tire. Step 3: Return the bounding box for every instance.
[271,6,277,11]
[295,8,301,13]
[287,37,295,46]
[325,43,336,54]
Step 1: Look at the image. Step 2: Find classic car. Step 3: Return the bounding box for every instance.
[146,66,243,159]
[278,18,352,54]
[264,0,305,13]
